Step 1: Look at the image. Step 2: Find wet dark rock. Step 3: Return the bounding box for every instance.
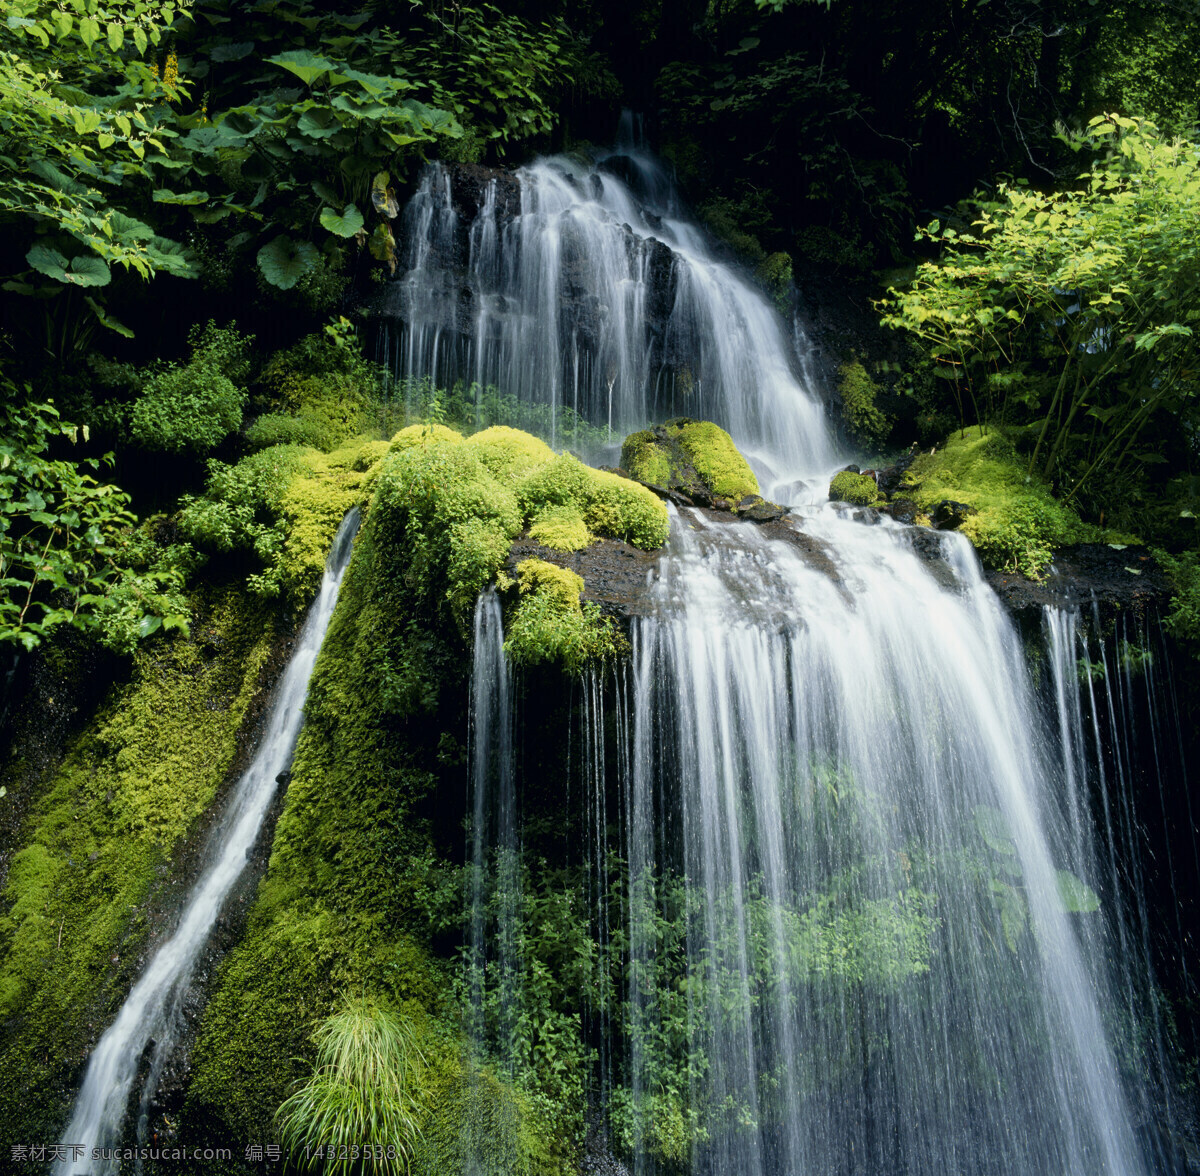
[932,499,976,529]
[445,161,521,225]
[883,498,919,525]
[507,535,662,624]
[986,544,1170,626]
[740,501,787,523]
[877,449,918,497]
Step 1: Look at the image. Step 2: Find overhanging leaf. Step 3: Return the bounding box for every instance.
[319,203,364,238]
[84,296,134,338]
[257,235,319,290]
[266,50,338,87]
[152,189,210,205]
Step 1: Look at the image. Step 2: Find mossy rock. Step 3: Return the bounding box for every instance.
[620,418,760,505]
[829,470,883,507]
[901,426,1138,579]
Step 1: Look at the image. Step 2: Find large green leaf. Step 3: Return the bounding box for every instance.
[152,189,210,205]
[319,203,364,238]
[973,805,1017,856]
[26,246,111,287]
[297,107,340,139]
[266,50,338,86]
[1055,870,1100,914]
[84,296,134,338]
[257,236,319,290]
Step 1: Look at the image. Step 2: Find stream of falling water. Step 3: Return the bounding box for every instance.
[55,512,360,1175]
[444,127,1183,1173]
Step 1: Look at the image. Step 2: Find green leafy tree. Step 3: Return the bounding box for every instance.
[881,116,1200,511]
[0,0,200,321]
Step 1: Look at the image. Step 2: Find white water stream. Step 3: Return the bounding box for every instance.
[55,511,359,1174]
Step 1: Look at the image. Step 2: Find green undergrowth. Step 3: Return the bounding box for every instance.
[621,418,760,503]
[0,586,281,1139]
[505,560,625,673]
[837,361,891,448]
[901,427,1137,578]
[180,455,572,1171]
[1155,549,1200,648]
[178,439,386,607]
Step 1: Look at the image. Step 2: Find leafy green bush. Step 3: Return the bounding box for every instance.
[178,442,378,604]
[246,412,335,453]
[900,427,1136,578]
[0,394,189,652]
[504,560,623,672]
[1156,549,1200,647]
[129,323,252,455]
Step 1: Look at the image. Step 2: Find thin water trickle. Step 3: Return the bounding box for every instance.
[55,511,360,1175]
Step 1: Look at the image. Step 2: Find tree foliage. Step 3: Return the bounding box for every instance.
[881,116,1200,515]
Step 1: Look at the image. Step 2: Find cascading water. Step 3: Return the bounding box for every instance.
[411,131,1180,1174]
[381,141,833,478]
[622,510,1142,1175]
[55,511,360,1175]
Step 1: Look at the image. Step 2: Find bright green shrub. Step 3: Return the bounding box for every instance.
[529,505,591,552]
[246,411,335,452]
[178,442,377,604]
[277,996,426,1175]
[901,427,1135,578]
[129,322,251,455]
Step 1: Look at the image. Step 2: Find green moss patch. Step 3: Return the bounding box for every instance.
[621,419,760,505]
[504,560,624,672]
[838,361,891,448]
[0,586,280,1139]
[900,427,1133,578]
[181,460,567,1169]
[829,470,883,507]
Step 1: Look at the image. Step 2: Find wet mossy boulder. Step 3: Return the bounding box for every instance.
[621,418,760,506]
[899,427,1137,579]
[829,469,883,507]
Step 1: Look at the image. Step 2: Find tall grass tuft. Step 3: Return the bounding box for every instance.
[277,995,426,1174]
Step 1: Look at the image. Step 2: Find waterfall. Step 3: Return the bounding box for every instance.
[1044,608,1199,1170]
[55,511,360,1174]
[382,148,834,479]
[395,133,1178,1174]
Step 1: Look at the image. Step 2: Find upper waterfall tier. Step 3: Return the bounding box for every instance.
[378,151,837,482]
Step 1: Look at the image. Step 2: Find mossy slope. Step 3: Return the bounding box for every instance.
[0,587,280,1139]
[182,426,651,1170]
